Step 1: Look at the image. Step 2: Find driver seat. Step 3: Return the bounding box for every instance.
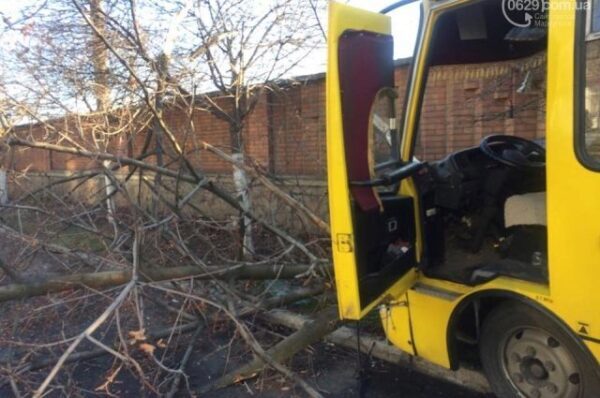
[469,191,548,285]
[504,192,547,227]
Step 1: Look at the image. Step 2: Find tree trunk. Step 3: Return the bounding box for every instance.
[151,53,169,218]
[102,161,117,226]
[0,168,7,205]
[90,0,109,112]
[232,152,254,259]
[90,0,118,229]
[0,263,330,303]
[201,306,339,393]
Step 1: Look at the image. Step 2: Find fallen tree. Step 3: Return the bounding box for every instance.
[0,262,331,303]
[200,306,340,394]
[0,1,336,395]
[0,285,328,394]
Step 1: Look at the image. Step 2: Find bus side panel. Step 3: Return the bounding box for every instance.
[400,278,555,370]
[405,288,455,368]
[546,0,600,355]
[380,293,416,356]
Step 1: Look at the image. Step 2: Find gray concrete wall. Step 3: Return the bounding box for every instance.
[7,171,329,235]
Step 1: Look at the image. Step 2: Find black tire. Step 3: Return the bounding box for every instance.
[479,302,600,398]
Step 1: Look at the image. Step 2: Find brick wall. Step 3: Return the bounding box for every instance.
[270,80,326,176]
[6,53,548,178]
[414,53,546,161]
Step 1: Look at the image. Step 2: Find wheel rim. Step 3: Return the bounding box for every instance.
[501,327,582,398]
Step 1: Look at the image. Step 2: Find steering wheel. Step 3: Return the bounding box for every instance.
[479,135,545,169]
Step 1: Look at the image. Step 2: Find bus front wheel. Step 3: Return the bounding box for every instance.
[479,303,600,398]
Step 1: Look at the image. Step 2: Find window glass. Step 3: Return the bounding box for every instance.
[414,1,547,162]
[371,88,398,165]
[592,0,600,33]
[583,3,600,164]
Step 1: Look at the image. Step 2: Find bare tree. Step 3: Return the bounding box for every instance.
[0,1,351,397]
[189,0,324,259]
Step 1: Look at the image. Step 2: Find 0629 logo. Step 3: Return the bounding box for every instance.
[502,0,547,27]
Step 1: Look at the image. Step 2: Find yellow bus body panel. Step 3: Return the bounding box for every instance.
[545,0,600,357]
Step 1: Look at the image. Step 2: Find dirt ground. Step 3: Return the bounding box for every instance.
[1,332,494,398]
[0,275,495,398]
[0,292,495,398]
[0,217,495,397]
[199,344,495,398]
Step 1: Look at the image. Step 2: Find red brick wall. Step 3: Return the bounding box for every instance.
[245,93,270,167]
[161,99,233,172]
[413,54,546,160]
[7,54,547,177]
[270,81,326,177]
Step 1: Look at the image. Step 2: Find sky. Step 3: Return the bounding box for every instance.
[0,0,422,62]
[0,1,422,119]
[350,0,421,59]
[286,0,422,76]
[0,0,422,95]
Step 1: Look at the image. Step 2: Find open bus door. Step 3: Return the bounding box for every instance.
[326,2,422,320]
